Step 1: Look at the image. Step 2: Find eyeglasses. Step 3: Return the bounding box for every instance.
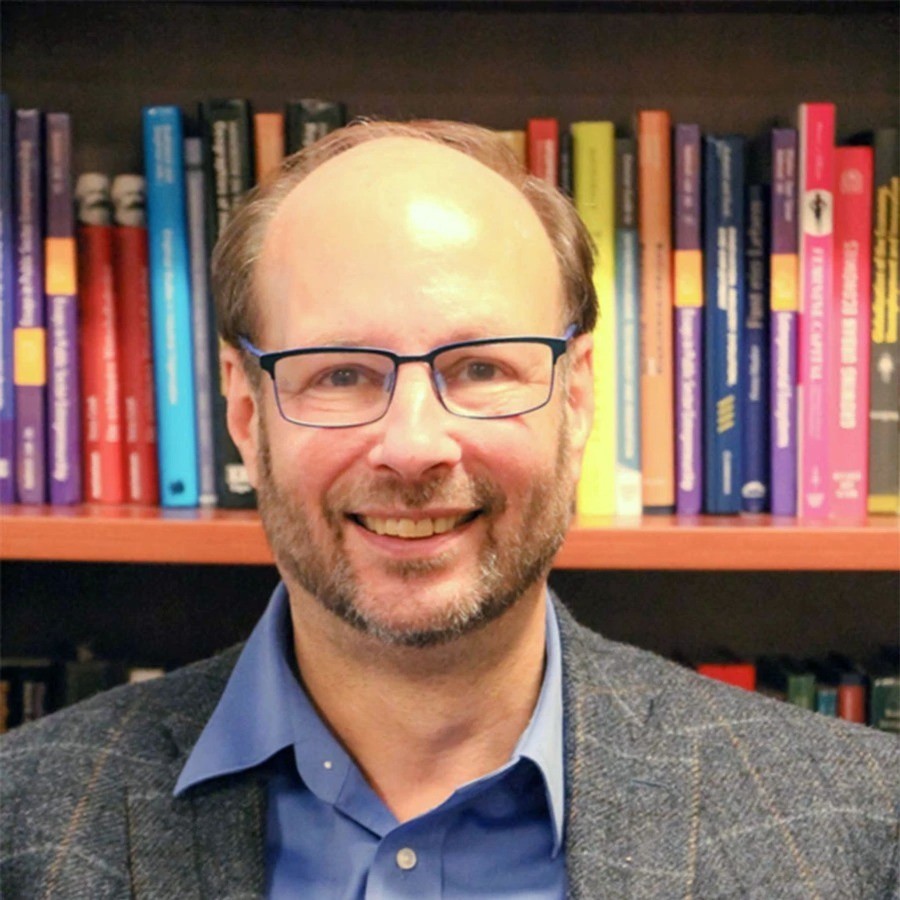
[238,325,578,428]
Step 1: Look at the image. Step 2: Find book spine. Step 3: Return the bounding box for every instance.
[142,105,199,507]
[829,147,873,520]
[742,185,770,513]
[559,130,574,199]
[284,99,346,155]
[673,124,703,515]
[796,103,836,518]
[526,118,559,188]
[0,96,14,502]
[769,128,799,517]
[637,110,675,512]
[703,135,746,514]
[200,99,255,508]
[571,122,616,516]
[45,112,81,505]
[494,130,526,169]
[868,128,900,514]
[76,176,125,504]
[614,138,642,516]
[184,136,217,507]
[13,109,46,504]
[253,112,285,185]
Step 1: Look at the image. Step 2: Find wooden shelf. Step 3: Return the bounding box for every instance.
[1,505,896,570]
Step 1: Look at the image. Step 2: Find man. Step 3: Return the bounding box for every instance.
[2,120,897,899]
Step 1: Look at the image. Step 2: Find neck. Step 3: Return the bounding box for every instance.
[289,581,549,822]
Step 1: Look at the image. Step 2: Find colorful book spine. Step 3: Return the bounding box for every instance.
[829,147,873,520]
[111,175,158,505]
[769,129,799,517]
[285,99,346,154]
[200,99,255,508]
[0,96,14,503]
[796,103,836,518]
[868,127,899,514]
[184,136,217,508]
[75,173,124,504]
[45,112,81,505]
[526,118,559,188]
[13,109,46,505]
[613,137,641,516]
[673,124,703,515]
[253,111,285,184]
[637,110,675,512]
[703,135,746,514]
[742,185,770,513]
[571,121,616,517]
[142,105,199,507]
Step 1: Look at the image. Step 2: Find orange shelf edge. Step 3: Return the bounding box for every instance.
[1,506,897,570]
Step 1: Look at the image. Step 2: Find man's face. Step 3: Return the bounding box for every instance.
[231,138,592,647]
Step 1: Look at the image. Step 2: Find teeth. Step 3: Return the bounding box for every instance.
[360,514,469,539]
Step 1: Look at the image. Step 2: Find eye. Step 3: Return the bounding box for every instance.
[322,367,362,388]
[464,360,500,382]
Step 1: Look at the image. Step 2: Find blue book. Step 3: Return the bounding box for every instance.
[0,96,15,503]
[142,106,199,507]
[703,136,746,514]
[742,185,770,513]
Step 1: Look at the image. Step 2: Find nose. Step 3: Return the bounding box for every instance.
[367,362,463,479]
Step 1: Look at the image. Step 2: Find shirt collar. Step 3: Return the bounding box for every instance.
[174,582,566,850]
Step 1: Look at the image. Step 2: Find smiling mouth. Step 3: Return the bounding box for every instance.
[351,511,481,539]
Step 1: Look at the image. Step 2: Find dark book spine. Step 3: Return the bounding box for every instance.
[45,112,81,505]
[285,98,347,155]
[0,96,14,502]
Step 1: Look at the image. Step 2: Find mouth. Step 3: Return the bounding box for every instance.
[350,510,481,540]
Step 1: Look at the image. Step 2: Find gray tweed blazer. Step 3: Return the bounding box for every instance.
[2,598,898,899]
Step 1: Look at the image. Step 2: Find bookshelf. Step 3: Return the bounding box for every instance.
[1,1,898,672]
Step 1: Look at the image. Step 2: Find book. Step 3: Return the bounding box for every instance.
[769,129,799,517]
[13,109,47,505]
[45,112,81,505]
[142,105,199,507]
[796,103,836,518]
[703,135,746,515]
[559,130,574,199]
[0,96,14,503]
[571,121,616,517]
[253,111,285,184]
[673,124,704,515]
[526,118,559,187]
[0,657,57,728]
[494,130,526,169]
[613,137,642,516]
[868,127,899,514]
[111,175,159,505]
[75,173,125,504]
[637,111,675,512]
[868,647,900,734]
[696,657,756,692]
[285,98,346,155]
[184,136,217,508]
[829,146,873,520]
[742,184,770,513]
[200,99,255,508]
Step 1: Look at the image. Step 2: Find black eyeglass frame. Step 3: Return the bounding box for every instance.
[238,324,579,428]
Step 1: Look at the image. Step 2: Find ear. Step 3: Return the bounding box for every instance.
[220,343,261,489]
[563,333,594,484]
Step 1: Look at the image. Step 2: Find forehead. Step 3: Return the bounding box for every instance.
[255,137,564,348]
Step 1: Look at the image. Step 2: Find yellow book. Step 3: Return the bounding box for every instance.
[572,122,616,516]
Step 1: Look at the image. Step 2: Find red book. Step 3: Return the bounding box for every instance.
[697,662,757,692]
[76,174,124,504]
[111,175,158,506]
[829,147,873,520]
[837,678,867,724]
[526,118,559,187]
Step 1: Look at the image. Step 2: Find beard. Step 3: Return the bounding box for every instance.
[255,416,575,648]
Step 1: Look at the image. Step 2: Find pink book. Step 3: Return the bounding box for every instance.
[796,103,835,518]
[829,146,873,520]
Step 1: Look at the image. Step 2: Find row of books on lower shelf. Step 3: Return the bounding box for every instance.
[3,644,897,734]
[1,94,898,516]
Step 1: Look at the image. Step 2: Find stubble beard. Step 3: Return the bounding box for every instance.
[255,417,574,648]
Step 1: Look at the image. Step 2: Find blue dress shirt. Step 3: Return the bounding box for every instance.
[176,583,566,898]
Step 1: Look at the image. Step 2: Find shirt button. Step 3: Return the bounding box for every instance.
[395,847,417,870]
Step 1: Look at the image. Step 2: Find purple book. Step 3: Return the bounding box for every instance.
[0,96,15,503]
[13,109,47,505]
[674,124,703,515]
[45,112,81,505]
[769,128,798,517]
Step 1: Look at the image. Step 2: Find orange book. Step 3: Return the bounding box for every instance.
[254,112,285,185]
[526,118,559,187]
[637,110,675,511]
